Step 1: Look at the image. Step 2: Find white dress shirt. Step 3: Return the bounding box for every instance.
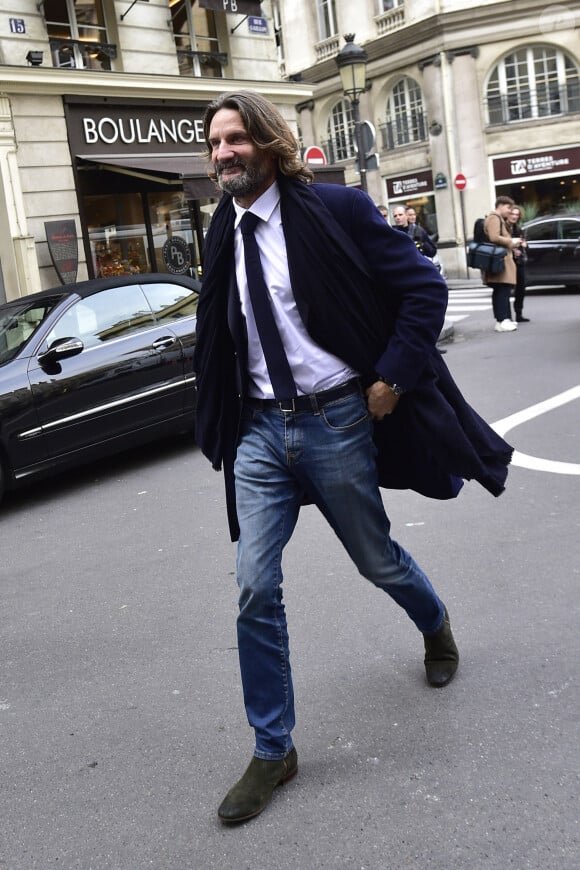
[233,181,356,399]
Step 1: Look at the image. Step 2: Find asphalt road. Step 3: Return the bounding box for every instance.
[1,287,578,869]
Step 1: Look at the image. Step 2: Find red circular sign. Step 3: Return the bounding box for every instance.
[454,173,467,190]
[304,145,326,165]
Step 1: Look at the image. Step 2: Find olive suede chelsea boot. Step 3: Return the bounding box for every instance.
[218,747,298,823]
[423,607,459,688]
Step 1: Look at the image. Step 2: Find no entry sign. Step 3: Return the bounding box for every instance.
[454,173,467,190]
[304,145,326,165]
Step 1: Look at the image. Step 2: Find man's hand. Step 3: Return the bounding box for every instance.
[365,380,401,420]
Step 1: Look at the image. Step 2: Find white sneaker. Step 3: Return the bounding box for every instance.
[494,319,518,332]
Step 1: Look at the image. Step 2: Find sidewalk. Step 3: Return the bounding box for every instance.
[446,275,486,291]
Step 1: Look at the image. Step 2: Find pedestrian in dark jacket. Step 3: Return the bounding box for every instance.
[507,204,530,322]
[392,205,437,258]
[194,90,513,825]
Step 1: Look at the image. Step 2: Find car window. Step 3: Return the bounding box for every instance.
[141,282,199,323]
[525,221,558,242]
[46,284,155,349]
[0,296,62,364]
[560,220,580,241]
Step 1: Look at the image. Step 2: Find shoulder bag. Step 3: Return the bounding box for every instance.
[467,241,507,273]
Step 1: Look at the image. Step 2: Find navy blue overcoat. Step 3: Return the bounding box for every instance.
[194,180,512,541]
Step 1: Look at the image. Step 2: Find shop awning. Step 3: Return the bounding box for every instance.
[77,155,345,196]
[77,154,216,198]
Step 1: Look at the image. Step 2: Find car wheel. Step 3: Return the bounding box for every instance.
[0,458,5,507]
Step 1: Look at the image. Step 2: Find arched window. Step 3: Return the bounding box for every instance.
[384,77,426,150]
[325,100,355,162]
[486,46,579,125]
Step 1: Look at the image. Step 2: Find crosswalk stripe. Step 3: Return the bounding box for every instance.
[445,285,493,321]
[447,305,492,311]
[448,292,491,298]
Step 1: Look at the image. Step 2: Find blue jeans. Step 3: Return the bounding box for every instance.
[234,391,444,759]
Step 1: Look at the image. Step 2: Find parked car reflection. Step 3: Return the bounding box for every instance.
[0,273,199,505]
[523,213,580,290]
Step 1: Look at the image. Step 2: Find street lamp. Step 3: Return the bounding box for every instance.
[336,34,369,192]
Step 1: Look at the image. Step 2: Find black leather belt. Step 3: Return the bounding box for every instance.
[246,378,361,413]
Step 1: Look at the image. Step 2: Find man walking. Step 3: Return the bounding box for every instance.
[194,91,513,825]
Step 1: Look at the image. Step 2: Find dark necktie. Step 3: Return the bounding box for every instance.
[240,211,297,400]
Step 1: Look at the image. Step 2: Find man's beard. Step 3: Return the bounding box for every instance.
[216,157,271,198]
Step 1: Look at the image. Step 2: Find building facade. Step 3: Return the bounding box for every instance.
[0,0,312,301]
[1,1,578,298]
[277,0,580,276]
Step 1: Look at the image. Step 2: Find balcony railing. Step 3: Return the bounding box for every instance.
[177,50,228,78]
[49,38,117,70]
[378,114,427,151]
[321,138,355,164]
[485,84,580,125]
[314,34,341,63]
[375,3,405,36]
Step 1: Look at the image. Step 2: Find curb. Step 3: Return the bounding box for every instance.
[438,320,455,344]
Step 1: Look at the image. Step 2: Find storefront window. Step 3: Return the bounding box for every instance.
[86,193,150,278]
[389,196,438,238]
[147,192,199,275]
[83,188,216,279]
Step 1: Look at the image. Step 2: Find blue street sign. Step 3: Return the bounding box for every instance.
[248,16,268,34]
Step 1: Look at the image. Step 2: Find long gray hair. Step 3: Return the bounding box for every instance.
[203,91,313,183]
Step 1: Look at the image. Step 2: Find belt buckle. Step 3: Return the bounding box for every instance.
[277,397,296,413]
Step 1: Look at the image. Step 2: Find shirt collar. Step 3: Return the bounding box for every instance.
[233,180,280,228]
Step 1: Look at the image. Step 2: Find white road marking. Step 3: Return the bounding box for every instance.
[492,386,580,474]
[446,287,492,322]
[447,305,492,311]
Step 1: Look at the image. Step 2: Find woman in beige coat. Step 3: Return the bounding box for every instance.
[483,196,523,333]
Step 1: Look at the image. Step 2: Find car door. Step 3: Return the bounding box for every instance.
[524,220,559,285]
[27,282,186,460]
[558,219,580,285]
[139,278,199,416]
[0,292,65,476]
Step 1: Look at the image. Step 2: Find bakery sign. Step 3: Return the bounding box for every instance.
[493,146,580,181]
[387,170,433,199]
[65,101,207,157]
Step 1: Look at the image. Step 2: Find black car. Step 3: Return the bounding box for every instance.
[0,273,199,504]
[523,213,580,290]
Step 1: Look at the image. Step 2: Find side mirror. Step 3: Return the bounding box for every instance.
[38,337,84,367]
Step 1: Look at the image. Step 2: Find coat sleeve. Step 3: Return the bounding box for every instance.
[347,190,448,393]
[484,214,513,249]
[419,229,437,259]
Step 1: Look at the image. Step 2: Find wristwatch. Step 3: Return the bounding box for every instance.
[377,376,405,396]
